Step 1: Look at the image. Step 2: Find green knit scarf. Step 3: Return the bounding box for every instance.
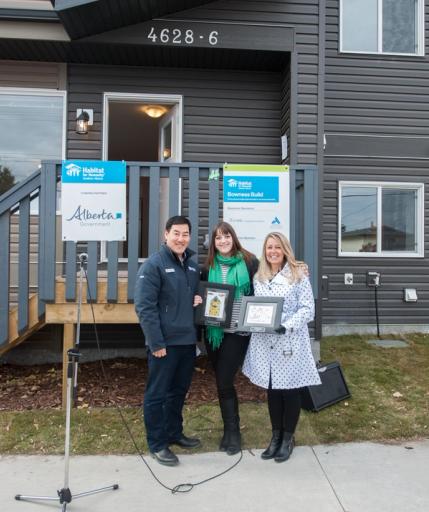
[206,253,250,350]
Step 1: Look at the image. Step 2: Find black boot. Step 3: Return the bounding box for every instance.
[219,395,241,455]
[219,428,229,452]
[261,430,283,460]
[274,432,295,463]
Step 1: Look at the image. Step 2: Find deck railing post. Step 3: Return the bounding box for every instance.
[208,167,220,236]
[40,162,58,303]
[148,166,160,256]
[127,165,141,301]
[18,197,30,334]
[0,210,10,347]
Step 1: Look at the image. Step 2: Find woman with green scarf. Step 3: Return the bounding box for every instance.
[199,222,259,455]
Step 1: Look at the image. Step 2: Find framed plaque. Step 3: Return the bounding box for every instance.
[195,282,235,327]
[237,296,284,333]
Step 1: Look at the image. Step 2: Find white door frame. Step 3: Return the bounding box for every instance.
[101,92,183,262]
[102,92,183,162]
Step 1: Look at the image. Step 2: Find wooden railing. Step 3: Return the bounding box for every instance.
[0,161,319,348]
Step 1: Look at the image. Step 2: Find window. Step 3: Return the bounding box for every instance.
[339,182,424,257]
[340,0,424,56]
[0,88,66,194]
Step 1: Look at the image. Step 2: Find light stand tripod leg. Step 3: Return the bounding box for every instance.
[15,253,119,510]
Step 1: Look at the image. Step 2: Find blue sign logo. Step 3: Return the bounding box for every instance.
[272,217,281,224]
[62,160,126,183]
[224,176,279,202]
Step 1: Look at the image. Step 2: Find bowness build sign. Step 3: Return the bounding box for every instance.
[223,164,289,256]
[61,160,126,242]
[224,176,279,202]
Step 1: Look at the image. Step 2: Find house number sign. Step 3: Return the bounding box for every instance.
[147,26,219,46]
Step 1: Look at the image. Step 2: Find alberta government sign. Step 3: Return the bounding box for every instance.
[61,160,127,242]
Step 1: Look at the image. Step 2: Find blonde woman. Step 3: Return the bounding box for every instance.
[242,232,320,462]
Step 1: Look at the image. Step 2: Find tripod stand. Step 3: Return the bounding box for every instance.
[15,253,119,511]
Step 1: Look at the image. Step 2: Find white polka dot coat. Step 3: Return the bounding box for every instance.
[242,264,321,390]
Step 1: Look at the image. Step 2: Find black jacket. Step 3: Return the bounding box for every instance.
[134,244,200,352]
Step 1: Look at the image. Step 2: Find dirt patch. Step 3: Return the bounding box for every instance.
[0,356,266,411]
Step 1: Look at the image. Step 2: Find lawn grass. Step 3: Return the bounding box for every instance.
[1,334,428,455]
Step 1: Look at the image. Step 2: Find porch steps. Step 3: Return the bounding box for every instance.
[0,293,45,357]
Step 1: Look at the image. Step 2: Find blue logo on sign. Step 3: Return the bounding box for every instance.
[61,160,126,183]
[224,176,279,202]
[272,217,281,224]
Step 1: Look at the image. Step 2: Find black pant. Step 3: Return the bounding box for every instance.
[144,345,196,452]
[205,332,250,401]
[267,386,302,433]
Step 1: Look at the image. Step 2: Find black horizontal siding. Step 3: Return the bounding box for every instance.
[168,0,321,165]
[322,1,429,327]
[322,157,429,324]
[67,64,282,163]
[325,0,429,139]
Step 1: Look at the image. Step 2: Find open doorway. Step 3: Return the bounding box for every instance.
[101,93,182,260]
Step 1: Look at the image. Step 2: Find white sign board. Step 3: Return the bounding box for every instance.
[223,164,290,257]
[61,160,127,242]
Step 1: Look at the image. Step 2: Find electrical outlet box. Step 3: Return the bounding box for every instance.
[344,273,353,285]
[367,271,381,287]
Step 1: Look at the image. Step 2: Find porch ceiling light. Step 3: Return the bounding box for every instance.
[75,108,94,135]
[141,105,168,118]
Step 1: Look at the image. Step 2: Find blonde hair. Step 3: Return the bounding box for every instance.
[255,232,304,283]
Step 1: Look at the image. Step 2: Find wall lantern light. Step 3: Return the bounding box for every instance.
[141,105,168,118]
[76,108,93,134]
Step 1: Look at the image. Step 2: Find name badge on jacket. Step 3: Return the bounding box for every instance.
[165,268,175,273]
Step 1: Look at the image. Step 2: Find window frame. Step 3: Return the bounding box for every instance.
[0,87,66,214]
[338,181,424,258]
[339,0,425,57]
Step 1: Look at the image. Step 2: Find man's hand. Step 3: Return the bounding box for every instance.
[153,348,167,358]
[194,294,203,307]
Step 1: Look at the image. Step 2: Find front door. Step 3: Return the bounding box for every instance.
[101,93,183,261]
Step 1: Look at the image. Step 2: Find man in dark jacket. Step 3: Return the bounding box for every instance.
[134,215,200,466]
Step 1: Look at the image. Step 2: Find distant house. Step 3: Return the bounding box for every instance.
[1,0,428,363]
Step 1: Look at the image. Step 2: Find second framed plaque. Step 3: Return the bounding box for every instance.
[237,296,284,333]
[195,282,235,327]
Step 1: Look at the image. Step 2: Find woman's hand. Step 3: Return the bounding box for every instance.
[194,294,203,307]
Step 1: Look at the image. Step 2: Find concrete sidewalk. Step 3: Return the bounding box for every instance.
[1,440,428,512]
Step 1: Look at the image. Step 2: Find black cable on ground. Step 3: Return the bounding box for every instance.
[82,267,243,493]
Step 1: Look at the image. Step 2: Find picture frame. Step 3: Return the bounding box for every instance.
[194,282,235,327]
[236,296,284,333]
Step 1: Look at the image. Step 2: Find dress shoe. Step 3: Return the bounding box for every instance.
[169,434,201,449]
[150,447,179,466]
[274,433,295,463]
[261,429,283,460]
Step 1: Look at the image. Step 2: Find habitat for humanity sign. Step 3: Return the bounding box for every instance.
[61,160,126,242]
[223,164,289,256]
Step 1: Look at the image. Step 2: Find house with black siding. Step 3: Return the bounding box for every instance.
[0,0,428,364]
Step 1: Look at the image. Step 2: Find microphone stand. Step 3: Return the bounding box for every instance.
[15,253,119,511]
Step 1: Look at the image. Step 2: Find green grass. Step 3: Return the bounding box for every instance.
[1,334,428,454]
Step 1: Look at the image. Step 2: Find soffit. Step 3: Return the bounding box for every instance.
[0,38,289,72]
[51,0,218,40]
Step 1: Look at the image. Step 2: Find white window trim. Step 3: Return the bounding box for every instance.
[101,92,184,263]
[338,181,424,258]
[339,0,425,57]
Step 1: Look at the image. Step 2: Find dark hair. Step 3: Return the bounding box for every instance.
[205,221,254,269]
[165,215,192,233]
